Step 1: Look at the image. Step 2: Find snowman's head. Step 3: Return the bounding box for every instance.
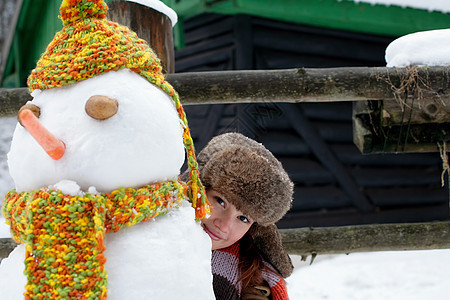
[10,69,185,192]
[9,0,208,218]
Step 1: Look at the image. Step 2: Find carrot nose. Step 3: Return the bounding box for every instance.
[18,109,66,160]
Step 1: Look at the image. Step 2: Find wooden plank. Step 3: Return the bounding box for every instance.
[353,66,450,154]
[251,16,393,47]
[233,15,253,70]
[253,27,376,62]
[3,220,450,258]
[259,132,310,155]
[382,93,450,125]
[279,158,333,185]
[182,14,228,31]
[167,67,449,105]
[0,238,17,259]
[350,167,442,187]
[0,87,28,117]
[193,105,225,150]
[301,102,352,122]
[174,34,234,60]
[331,144,441,166]
[183,104,211,117]
[1,66,448,115]
[183,15,234,45]
[278,202,449,228]
[175,46,233,71]
[314,121,353,143]
[291,186,351,210]
[280,220,450,256]
[365,186,448,206]
[354,109,450,153]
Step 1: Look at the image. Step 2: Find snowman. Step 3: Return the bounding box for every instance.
[0,0,214,299]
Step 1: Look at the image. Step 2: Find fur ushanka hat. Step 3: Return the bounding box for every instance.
[195,132,295,278]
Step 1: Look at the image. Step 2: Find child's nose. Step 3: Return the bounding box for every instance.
[214,211,233,233]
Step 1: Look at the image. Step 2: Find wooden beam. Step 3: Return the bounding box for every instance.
[0,238,17,259]
[280,220,450,256]
[0,87,27,117]
[168,66,449,105]
[1,66,448,117]
[2,221,449,259]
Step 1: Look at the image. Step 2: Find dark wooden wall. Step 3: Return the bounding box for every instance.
[176,13,449,228]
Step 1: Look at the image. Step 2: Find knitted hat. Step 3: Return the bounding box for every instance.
[192,132,294,277]
[26,0,208,219]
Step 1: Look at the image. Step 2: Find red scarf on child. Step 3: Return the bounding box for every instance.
[212,241,289,300]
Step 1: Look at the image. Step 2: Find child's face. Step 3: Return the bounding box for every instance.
[201,189,254,250]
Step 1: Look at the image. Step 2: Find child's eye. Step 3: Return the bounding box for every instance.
[238,216,250,223]
[216,197,225,207]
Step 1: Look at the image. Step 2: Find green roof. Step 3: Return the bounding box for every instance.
[162,0,450,48]
[1,0,62,88]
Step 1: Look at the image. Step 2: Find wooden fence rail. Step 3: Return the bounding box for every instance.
[281,220,450,257]
[1,66,449,117]
[1,220,449,259]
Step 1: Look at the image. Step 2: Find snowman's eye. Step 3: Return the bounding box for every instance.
[18,104,40,126]
[85,95,119,120]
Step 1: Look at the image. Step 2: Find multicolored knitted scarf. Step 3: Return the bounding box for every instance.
[26,0,209,219]
[3,181,187,300]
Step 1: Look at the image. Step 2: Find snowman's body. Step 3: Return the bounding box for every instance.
[0,70,214,299]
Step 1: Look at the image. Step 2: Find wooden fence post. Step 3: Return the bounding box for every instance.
[107,0,175,74]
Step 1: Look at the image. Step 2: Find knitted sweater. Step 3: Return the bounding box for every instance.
[212,242,289,300]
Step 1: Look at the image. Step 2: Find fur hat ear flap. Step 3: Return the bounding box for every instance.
[250,224,294,278]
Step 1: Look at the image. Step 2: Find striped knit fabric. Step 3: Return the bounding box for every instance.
[27,0,209,220]
[3,181,186,299]
[212,242,289,300]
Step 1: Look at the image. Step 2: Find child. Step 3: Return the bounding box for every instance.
[187,132,294,299]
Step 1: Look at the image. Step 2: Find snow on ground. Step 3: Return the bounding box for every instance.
[287,250,450,299]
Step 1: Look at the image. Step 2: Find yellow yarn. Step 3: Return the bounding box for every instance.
[3,181,186,300]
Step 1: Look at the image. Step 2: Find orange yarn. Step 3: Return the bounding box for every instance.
[3,181,186,299]
[27,0,210,219]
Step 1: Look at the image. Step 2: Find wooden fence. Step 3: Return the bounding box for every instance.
[2,67,449,115]
[0,66,449,259]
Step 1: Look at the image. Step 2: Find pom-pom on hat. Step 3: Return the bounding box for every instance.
[27,0,208,219]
